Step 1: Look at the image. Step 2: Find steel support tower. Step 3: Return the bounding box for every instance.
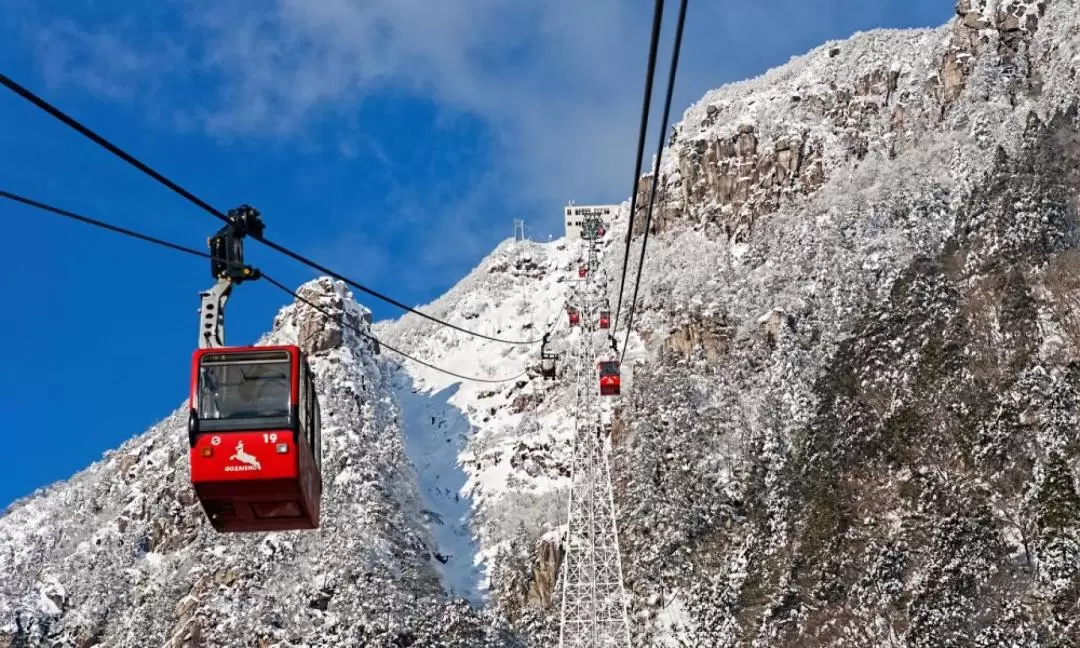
[582,216,602,271]
[557,235,632,648]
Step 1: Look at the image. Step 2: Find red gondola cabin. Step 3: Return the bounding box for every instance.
[599,310,611,329]
[568,307,580,327]
[598,360,621,395]
[188,345,322,532]
[578,266,588,278]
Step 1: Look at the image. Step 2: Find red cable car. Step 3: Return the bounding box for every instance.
[190,346,322,532]
[187,207,323,533]
[598,360,621,396]
[578,265,588,278]
[599,310,611,329]
[568,306,580,327]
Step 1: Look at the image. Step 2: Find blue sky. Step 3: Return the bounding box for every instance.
[0,0,950,509]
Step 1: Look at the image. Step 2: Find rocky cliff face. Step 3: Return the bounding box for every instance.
[639,0,1059,248]
[617,108,1080,646]
[604,0,1080,645]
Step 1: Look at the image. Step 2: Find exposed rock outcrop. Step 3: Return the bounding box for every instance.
[663,314,734,361]
[526,538,563,609]
[290,277,372,356]
[644,0,1050,248]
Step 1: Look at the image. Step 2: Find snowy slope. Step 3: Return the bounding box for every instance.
[375,235,622,596]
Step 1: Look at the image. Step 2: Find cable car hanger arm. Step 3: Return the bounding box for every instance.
[199,205,263,350]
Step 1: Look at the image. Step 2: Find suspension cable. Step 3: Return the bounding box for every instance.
[620,0,688,364]
[0,189,210,258]
[0,189,531,384]
[611,0,665,332]
[0,72,541,347]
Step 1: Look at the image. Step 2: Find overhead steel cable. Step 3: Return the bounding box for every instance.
[621,0,688,364]
[0,72,542,347]
[0,189,210,258]
[0,189,531,384]
[0,75,228,227]
[261,234,544,346]
[611,0,665,332]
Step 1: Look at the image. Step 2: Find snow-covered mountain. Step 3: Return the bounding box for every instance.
[375,234,629,642]
[384,1,1080,644]
[5,1,1080,646]
[0,279,513,647]
[615,1,1080,644]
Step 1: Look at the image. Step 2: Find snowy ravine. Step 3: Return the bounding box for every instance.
[379,232,637,645]
[376,238,601,601]
[393,375,486,603]
[0,278,513,648]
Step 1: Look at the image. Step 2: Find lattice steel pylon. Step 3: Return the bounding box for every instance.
[557,236,632,648]
[582,216,603,271]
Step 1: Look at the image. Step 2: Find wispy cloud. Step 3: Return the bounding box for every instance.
[177,0,663,208]
[20,1,717,210]
[32,12,187,103]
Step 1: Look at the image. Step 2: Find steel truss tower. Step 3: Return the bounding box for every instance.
[582,216,603,271]
[558,235,632,648]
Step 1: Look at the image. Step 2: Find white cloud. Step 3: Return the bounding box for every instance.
[23,1,714,211]
[15,0,951,285]
[34,17,187,102]
[178,0,664,209]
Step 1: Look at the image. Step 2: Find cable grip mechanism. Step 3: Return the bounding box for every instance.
[199,205,265,349]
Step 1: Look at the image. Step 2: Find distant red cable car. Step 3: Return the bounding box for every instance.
[599,310,611,329]
[568,307,580,327]
[598,360,621,395]
[188,207,323,533]
[578,266,588,278]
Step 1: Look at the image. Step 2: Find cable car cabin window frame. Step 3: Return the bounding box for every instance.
[298,359,309,441]
[598,361,620,377]
[300,357,322,474]
[311,365,322,475]
[196,349,295,433]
